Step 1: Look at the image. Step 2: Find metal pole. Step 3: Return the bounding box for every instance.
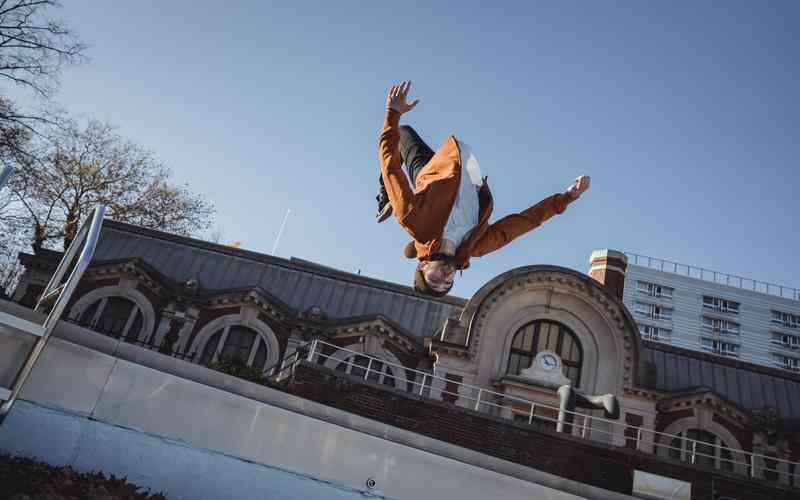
[271,209,291,256]
[306,339,317,362]
[691,441,697,464]
[636,428,643,451]
[582,415,590,438]
[418,374,427,396]
[364,358,373,380]
[751,453,756,478]
[528,403,536,425]
[474,389,482,411]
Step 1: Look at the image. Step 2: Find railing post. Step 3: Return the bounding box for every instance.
[306,339,317,362]
[691,440,697,464]
[751,453,756,478]
[636,427,643,451]
[474,389,482,411]
[418,374,427,396]
[528,403,536,425]
[582,415,590,438]
[364,358,373,380]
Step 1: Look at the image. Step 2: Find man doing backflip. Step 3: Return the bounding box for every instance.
[376,81,590,297]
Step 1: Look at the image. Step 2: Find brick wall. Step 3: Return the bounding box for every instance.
[285,362,798,500]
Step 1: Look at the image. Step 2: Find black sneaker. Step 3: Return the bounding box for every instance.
[376,191,393,223]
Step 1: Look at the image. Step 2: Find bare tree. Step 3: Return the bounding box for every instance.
[7,119,215,250]
[0,0,85,157]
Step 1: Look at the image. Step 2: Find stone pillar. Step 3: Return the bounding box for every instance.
[588,250,628,301]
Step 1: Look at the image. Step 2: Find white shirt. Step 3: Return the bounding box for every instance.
[442,140,483,250]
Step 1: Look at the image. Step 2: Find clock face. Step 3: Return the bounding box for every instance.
[540,353,559,371]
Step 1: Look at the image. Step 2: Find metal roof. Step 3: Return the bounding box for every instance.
[91,221,465,340]
[643,342,800,418]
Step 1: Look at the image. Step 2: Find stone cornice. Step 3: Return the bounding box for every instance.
[657,389,751,425]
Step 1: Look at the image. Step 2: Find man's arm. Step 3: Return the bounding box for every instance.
[470,176,590,257]
[378,82,419,224]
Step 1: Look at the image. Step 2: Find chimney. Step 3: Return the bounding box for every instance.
[588,250,628,301]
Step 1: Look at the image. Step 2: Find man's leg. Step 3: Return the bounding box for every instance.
[376,125,435,222]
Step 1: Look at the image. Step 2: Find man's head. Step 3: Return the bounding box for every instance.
[414,257,457,297]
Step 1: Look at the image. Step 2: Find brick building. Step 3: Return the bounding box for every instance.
[7,221,800,499]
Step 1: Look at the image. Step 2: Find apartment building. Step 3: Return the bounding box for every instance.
[622,252,800,373]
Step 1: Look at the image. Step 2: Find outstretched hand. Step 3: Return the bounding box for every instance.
[387,81,420,114]
[565,175,591,201]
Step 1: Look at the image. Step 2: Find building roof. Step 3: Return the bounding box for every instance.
[28,220,800,419]
[89,221,465,341]
[644,341,800,418]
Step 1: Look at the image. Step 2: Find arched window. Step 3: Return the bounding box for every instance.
[668,429,734,471]
[75,296,145,341]
[507,320,583,387]
[199,325,270,371]
[335,354,396,387]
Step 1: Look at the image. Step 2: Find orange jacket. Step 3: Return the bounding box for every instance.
[378,109,574,269]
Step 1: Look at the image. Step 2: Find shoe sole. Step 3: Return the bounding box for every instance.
[376,204,393,223]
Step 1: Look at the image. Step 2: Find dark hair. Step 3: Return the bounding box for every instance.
[413,264,452,297]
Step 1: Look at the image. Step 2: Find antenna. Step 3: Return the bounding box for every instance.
[271,209,291,256]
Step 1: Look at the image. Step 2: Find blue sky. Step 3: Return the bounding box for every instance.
[40,1,799,298]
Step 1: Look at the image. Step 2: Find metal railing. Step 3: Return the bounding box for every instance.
[64,317,196,361]
[625,251,800,301]
[292,339,799,485]
[0,205,107,423]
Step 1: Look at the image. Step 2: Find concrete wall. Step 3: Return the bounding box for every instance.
[0,300,630,500]
[2,401,389,500]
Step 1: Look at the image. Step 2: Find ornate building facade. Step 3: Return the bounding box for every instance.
[11,221,800,499]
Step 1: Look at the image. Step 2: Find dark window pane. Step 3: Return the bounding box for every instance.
[562,334,574,361]
[253,340,267,369]
[126,309,143,342]
[506,320,583,387]
[78,300,101,326]
[200,331,222,365]
[522,326,534,351]
[382,366,395,387]
[538,323,552,351]
[96,297,136,336]
[220,326,257,362]
[669,436,683,461]
[512,330,525,349]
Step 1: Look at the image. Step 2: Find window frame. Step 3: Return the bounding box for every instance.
[335,354,396,387]
[200,324,271,370]
[668,429,734,472]
[636,281,673,299]
[701,316,741,337]
[702,296,740,315]
[701,338,740,357]
[634,301,673,321]
[76,296,144,341]
[772,310,800,329]
[506,320,583,388]
[639,324,671,342]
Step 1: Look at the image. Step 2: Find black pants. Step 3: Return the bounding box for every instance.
[378,125,434,198]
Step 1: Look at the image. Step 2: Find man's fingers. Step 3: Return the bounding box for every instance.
[408,98,420,110]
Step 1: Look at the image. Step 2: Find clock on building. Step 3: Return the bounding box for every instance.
[538,352,561,371]
[520,351,570,387]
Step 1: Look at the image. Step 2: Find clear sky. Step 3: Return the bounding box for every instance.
[44,1,799,298]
